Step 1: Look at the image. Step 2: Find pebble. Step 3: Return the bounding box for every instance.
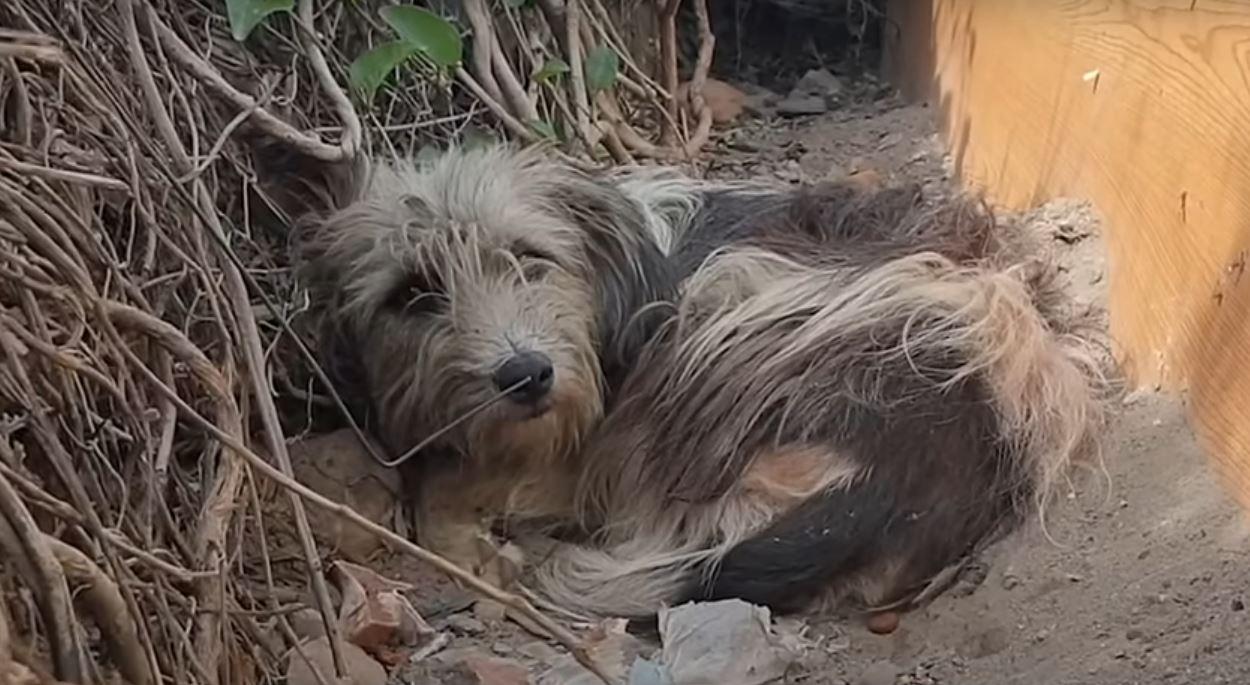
[866,611,900,635]
[793,68,844,96]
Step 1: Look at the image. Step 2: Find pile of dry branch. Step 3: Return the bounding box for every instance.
[0,0,724,683]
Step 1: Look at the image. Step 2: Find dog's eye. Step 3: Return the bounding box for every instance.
[515,247,554,280]
[386,272,444,315]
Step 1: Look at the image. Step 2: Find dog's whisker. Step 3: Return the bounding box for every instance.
[378,377,532,468]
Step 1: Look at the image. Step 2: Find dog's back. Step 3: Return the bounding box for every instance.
[536,174,1108,620]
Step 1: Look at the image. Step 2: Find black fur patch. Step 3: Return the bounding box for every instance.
[559,179,682,397]
[688,471,900,610]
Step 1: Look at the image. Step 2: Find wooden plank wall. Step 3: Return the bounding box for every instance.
[882,0,1250,509]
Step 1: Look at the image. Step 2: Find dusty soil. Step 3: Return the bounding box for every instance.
[330,80,1250,685]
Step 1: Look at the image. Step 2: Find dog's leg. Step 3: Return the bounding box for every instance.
[415,467,512,589]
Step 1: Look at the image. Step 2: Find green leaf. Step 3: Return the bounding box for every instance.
[380,6,463,69]
[348,41,417,103]
[584,46,619,94]
[533,58,570,84]
[226,0,293,42]
[529,119,559,142]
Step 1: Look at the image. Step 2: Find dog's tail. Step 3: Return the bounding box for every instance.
[534,248,1108,619]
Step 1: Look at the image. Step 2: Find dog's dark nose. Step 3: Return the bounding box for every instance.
[493,351,555,403]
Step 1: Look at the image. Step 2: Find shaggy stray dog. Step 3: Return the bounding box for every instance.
[254,141,1108,621]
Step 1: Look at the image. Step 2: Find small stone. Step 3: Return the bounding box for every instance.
[1126,628,1145,641]
[793,68,844,96]
[776,95,828,117]
[1233,599,1245,612]
[866,611,900,635]
[285,637,387,685]
[491,642,514,655]
[445,613,487,635]
[1002,574,1021,590]
[856,660,901,685]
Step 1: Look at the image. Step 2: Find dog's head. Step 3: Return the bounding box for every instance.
[257,143,677,465]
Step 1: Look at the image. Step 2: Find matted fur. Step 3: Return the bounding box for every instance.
[260,141,1110,621]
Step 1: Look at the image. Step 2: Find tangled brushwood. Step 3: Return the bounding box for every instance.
[0,0,1097,683]
[0,0,741,681]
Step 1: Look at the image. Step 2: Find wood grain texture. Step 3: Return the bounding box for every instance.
[884,0,1250,509]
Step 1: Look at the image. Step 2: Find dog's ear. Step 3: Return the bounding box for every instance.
[241,126,365,224]
[558,178,678,391]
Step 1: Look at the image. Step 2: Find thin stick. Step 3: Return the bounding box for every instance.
[0,462,201,584]
[295,0,361,159]
[116,6,246,680]
[455,67,538,142]
[654,0,681,146]
[565,0,595,151]
[463,0,538,123]
[45,535,153,685]
[681,0,715,159]
[0,459,86,683]
[120,3,348,679]
[0,156,128,191]
[462,0,507,109]
[382,378,529,468]
[0,42,64,64]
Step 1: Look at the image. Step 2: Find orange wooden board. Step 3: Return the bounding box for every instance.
[883,0,1250,510]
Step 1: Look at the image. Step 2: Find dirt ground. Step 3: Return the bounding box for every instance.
[359,80,1250,685]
